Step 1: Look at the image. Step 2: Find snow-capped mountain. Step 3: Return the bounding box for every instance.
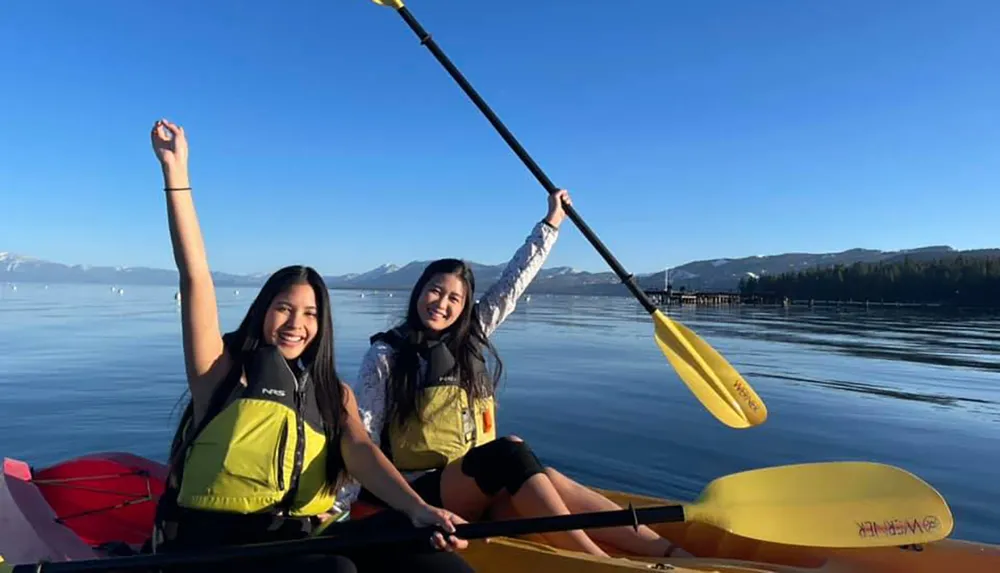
[0,252,260,287]
[3,245,996,295]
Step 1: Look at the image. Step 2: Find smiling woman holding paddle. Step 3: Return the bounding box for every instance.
[344,190,690,559]
[148,119,475,573]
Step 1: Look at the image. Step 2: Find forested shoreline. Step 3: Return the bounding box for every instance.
[738,256,1000,307]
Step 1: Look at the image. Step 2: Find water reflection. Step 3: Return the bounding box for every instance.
[659,306,1000,374]
[747,371,995,407]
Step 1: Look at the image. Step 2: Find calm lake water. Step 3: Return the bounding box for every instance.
[1,283,998,545]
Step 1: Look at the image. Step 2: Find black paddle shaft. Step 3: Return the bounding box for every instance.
[457,503,685,539]
[13,505,686,573]
[394,6,659,316]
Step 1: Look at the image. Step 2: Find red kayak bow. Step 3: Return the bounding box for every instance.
[0,453,166,564]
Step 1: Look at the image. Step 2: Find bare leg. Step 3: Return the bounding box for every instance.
[544,468,688,557]
[437,456,609,557]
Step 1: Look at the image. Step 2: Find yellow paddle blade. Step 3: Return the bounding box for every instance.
[652,309,766,428]
[370,0,404,8]
[686,461,954,548]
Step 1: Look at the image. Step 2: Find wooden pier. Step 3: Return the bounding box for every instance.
[644,288,945,309]
[645,289,743,306]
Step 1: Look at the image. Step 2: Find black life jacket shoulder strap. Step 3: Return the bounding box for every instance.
[370,326,407,348]
[369,327,408,462]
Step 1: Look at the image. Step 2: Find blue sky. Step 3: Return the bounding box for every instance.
[1,0,997,276]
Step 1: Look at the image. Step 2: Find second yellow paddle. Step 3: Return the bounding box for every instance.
[368,0,767,428]
[13,461,953,571]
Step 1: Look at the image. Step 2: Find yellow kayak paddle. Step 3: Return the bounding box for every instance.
[368,0,766,428]
[12,461,953,571]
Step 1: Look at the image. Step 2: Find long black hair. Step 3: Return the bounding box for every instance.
[168,265,346,490]
[385,258,504,429]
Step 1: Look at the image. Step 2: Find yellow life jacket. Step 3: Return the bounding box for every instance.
[175,345,336,517]
[372,327,497,472]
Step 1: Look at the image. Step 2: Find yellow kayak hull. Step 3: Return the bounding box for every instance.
[460,489,1000,573]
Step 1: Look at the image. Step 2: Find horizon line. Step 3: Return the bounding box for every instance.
[4,243,994,280]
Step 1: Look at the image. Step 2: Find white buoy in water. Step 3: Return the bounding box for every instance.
[234,289,240,296]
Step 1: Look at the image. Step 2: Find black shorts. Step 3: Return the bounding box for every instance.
[358,469,444,509]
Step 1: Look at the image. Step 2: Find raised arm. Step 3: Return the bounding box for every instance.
[475,189,572,337]
[152,120,229,414]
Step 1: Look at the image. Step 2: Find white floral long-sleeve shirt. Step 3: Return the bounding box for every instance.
[337,220,559,508]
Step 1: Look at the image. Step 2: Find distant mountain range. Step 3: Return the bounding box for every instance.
[3,246,998,296]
